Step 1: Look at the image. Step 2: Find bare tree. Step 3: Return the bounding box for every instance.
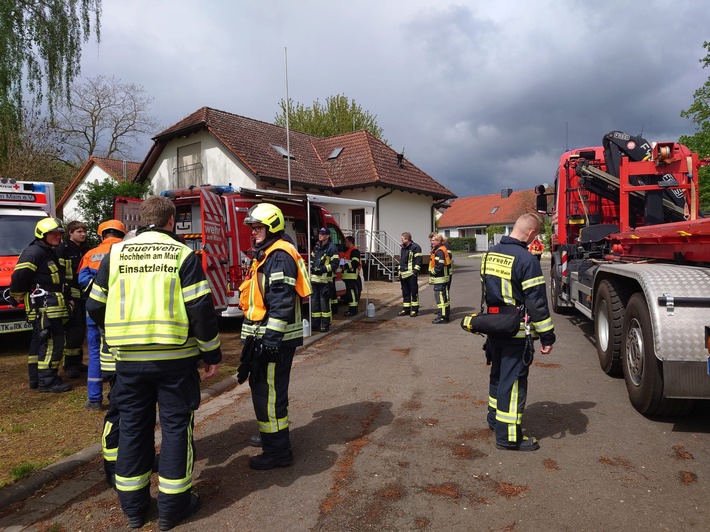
[0,108,75,196]
[55,75,160,165]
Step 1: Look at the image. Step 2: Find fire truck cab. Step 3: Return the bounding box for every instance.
[0,180,56,334]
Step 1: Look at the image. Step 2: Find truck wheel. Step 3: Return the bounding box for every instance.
[622,293,691,416]
[594,280,624,376]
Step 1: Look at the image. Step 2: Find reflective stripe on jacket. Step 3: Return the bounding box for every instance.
[428,245,451,284]
[241,238,313,347]
[484,236,555,344]
[342,246,361,280]
[399,242,422,279]
[103,232,198,349]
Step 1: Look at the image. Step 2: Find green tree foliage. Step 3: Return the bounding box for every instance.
[75,178,149,246]
[274,94,386,142]
[0,0,101,153]
[680,40,710,213]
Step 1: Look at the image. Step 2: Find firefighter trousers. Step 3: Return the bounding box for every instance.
[344,278,361,309]
[30,313,65,389]
[249,346,295,457]
[486,337,530,447]
[400,275,419,313]
[311,282,332,329]
[101,373,120,487]
[112,367,201,519]
[433,284,450,319]
[62,300,86,368]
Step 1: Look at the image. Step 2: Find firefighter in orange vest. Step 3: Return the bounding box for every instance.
[429,233,451,323]
[342,235,361,316]
[238,203,312,470]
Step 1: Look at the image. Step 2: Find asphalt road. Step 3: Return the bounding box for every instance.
[1,255,709,531]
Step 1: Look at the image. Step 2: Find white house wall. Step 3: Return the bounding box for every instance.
[322,188,433,250]
[62,165,113,222]
[147,131,254,194]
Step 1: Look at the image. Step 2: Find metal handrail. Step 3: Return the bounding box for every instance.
[344,228,400,281]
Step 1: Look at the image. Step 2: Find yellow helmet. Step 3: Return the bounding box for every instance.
[244,203,284,233]
[97,219,127,238]
[34,217,65,239]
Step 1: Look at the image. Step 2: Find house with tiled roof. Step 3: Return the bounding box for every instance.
[437,189,536,242]
[135,107,455,247]
[57,157,141,220]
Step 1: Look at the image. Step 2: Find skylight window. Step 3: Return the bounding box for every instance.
[328,147,344,160]
[271,144,294,159]
[489,206,499,214]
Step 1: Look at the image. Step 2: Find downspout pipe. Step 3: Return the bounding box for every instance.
[375,188,394,231]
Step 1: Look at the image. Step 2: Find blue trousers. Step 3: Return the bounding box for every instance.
[86,322,104,403]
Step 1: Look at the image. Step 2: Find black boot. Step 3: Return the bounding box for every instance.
[249,430,294,470]
[397,308,409,316]
[28,362,38,390]
[38,369,72,393]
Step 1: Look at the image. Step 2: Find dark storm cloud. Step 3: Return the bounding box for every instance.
[80,1,708,201]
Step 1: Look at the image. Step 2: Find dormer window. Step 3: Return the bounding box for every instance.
[271,144,294,159]
[328,147,344,160]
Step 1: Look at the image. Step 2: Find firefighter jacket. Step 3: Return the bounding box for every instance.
[56,239,89,299]
[342,245,361,280]
[86,228,222,372]
[399,241,422,279]
[428,245,451,285]
[78,236,123,322]
[10,239,70,320]
[310,240,339,284]
[483,235,556,345]
[240,237,313,348]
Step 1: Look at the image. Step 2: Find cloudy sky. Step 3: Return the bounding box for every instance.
[79,0,708,199]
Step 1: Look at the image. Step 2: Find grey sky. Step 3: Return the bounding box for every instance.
[80,0,709,198]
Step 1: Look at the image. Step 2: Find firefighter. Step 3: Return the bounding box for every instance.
[429,233,451,323]
[56,220,89,378]
[239,203,312,469]
[86,196,221,530]
[78,219,126,411]
[310,227,339,332]
[398,232,422,317]
[342,235,361,316]
[483,213,555,451]
[10,217,72,393]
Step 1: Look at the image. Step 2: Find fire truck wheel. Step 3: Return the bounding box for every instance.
[594,280,624,376]
[620,293,694,417]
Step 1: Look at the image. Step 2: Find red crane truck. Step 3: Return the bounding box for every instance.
[536,131,710,416]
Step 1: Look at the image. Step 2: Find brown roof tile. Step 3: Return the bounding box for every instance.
[437,190,536,228]
[56,156,141,217]
[144,107,455,200]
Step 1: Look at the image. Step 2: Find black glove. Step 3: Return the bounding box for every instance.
[237,336,260,384]
[261,344,281,362]
[312,265,324,275]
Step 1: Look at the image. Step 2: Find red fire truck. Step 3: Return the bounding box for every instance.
[536,131,710,416]
[0,180,56,334]
[115,186,347,318]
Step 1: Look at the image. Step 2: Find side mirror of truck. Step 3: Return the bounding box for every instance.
[535,185,549,215]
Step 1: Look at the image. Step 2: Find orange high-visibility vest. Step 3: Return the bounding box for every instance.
[239,239,312,322]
